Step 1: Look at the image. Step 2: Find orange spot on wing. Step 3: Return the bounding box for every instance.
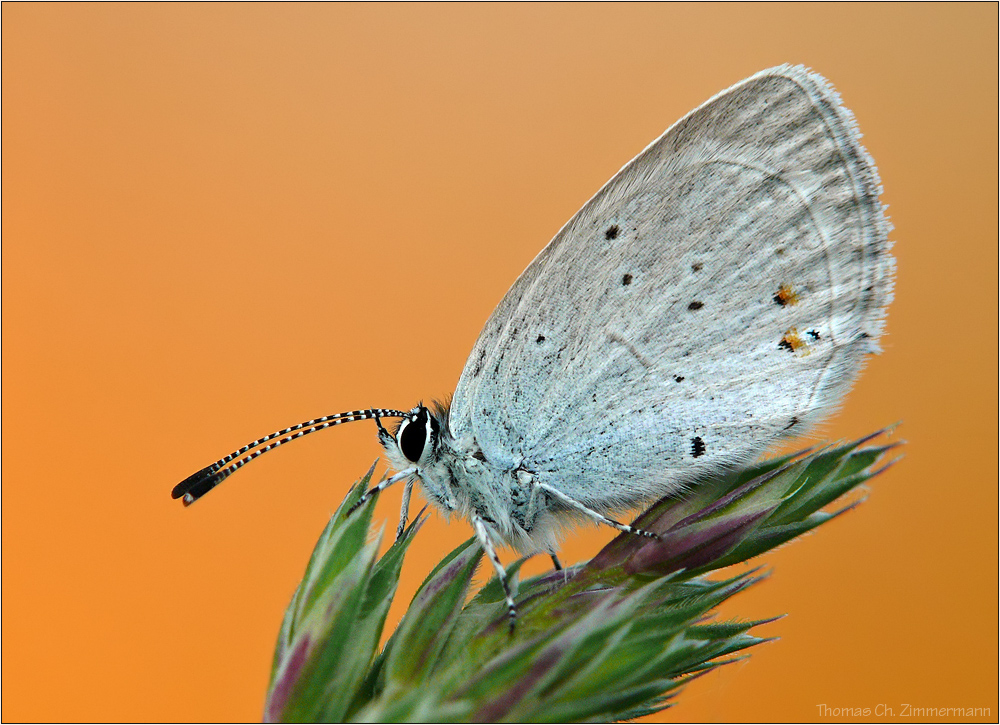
[774,284,800,306]
[779,328,807,353]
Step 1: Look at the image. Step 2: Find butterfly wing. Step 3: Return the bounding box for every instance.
[449,65,893,513]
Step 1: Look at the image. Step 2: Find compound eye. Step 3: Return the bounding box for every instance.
[398,413,426,463]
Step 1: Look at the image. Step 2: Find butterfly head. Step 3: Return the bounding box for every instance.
[378,403,464,514]
[382,404,442,470]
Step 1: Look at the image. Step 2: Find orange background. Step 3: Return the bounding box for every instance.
[3,4,997,723]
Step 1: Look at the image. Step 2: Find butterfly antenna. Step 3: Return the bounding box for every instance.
[171,408,408,506]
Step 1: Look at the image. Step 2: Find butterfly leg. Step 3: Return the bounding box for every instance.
[395,477,414,540]
[472,515,517,635]
[519,482,564,573]
[373,410,394,448]
[347,467,416,517]
[534,482,659,541]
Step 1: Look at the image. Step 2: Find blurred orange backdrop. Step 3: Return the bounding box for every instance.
[3,4,997,723]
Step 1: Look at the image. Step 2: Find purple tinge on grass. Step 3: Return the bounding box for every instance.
[586,462,797,575]
[624,507,777,575]
[473,641,565,722]
[264,634,312,723]
[413,553,473,607]
[472,595,623,722]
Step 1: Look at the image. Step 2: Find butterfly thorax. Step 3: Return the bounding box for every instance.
[379,403,562,554]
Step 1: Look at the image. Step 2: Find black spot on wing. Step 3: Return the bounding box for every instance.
[688,301,703,311]
[605,224,620,240]
[622,273,633,286]
[691,436,706,458]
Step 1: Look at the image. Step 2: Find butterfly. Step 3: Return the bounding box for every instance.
[173,65,894,628]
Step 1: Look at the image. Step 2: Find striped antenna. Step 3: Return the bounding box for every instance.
[171,408,408,506]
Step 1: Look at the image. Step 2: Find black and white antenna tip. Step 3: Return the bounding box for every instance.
[171,465,227,506]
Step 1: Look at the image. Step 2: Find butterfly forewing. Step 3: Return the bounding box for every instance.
[448,65,893,513]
